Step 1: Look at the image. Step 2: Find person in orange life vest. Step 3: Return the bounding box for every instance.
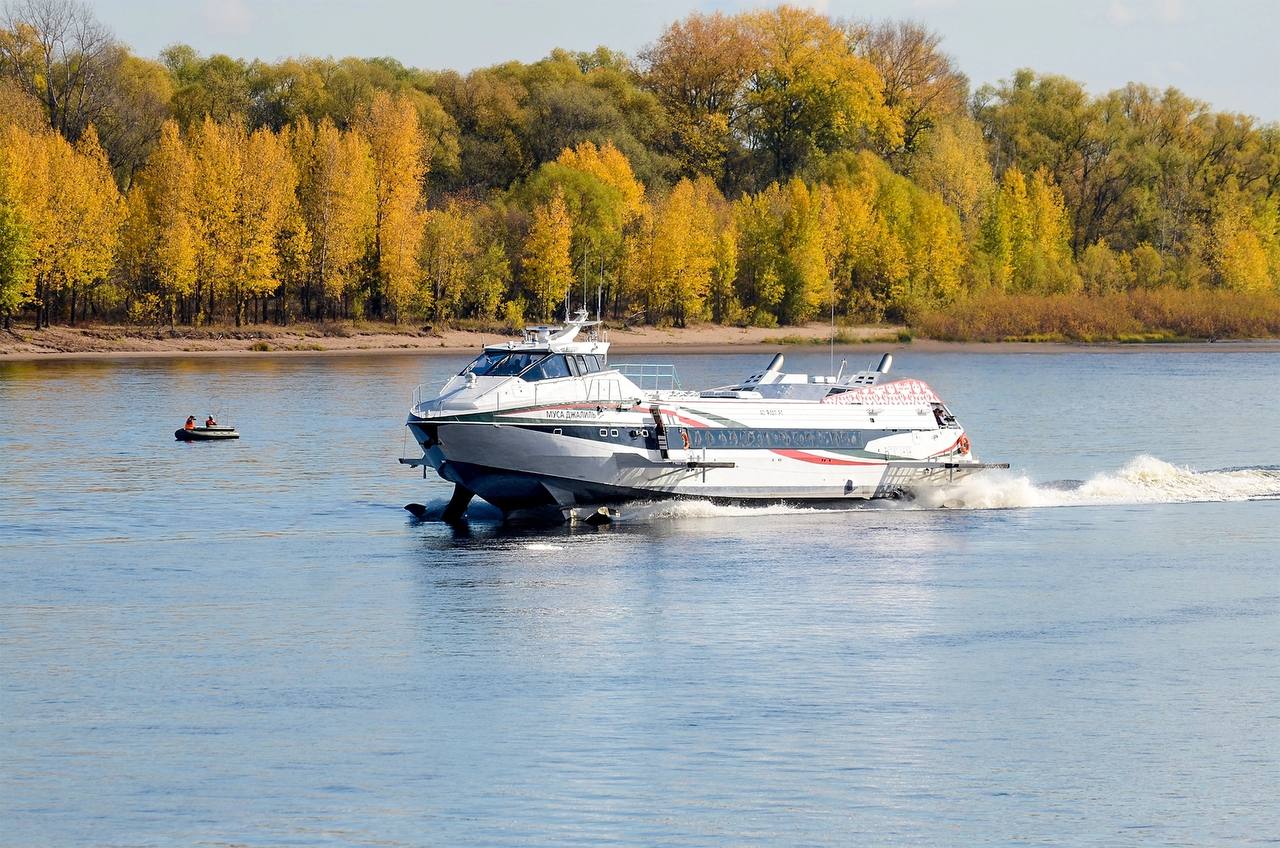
[184,415,196,431]
[205,414,217,427]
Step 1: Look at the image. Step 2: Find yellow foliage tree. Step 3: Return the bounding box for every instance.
[0,133,32,329]
[294,117,376,318]
[229,126,297,324]
[123,120,197,322]
[909,118,995,238]
[982,167,1074,294]
[744,6,901,178]
[709,223,740,324]
[555,141,646,220]
[521,189,574,320]
[359,91,427,321]
[189,117,238,322]
[1210,192,1275,293]
[630,176,721,325]
[777,178,827,324]
[2,124,122,327]
[421,199,478,320]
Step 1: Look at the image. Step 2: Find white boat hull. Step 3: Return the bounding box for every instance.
[408,408,994,513]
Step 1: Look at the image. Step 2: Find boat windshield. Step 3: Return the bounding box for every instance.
[462,350,587,381]
[462,351,546,377]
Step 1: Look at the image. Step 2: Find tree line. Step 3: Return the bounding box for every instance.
[1,0,1278,332]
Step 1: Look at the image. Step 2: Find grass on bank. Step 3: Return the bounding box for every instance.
[913,289,1280,342]
[766,329,912,345]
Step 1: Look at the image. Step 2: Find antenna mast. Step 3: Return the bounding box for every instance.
[829,276,836,378]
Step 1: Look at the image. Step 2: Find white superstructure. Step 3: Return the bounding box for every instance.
[403,311,1005,520]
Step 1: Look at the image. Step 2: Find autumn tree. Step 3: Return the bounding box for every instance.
[1078,239,1130,295]
[227,126,296,325]
[857,20,968,160]
[732,189,785,325]
[97,54,173,186]
[524,140,646,312]
[0,0,118,140]
[641,12,756,179]
[0,149,30,328]
[465,240,511,320]
[907,116,994,238]
[520,48,674,188]
[0,77,44,132]
[1,122,121,326]
[1210,190,1277,293]
[625,176,722,325]
[359,90,426,320]
[980,167,1075,294]
[421,199,477,320]
[709,223,740,324]
[521,189,573,319]
[188,117,237,321]
[743,6,900,181]
[293,117,375,318]
[121,120,196,322]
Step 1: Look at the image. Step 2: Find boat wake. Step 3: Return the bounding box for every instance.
[629,456,1280,519]
[913,455,1280,510]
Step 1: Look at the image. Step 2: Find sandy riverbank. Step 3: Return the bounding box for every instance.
[2,322,1278,361]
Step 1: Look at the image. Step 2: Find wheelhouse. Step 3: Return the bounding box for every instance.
[460,350,609,382]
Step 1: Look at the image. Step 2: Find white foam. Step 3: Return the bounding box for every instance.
[625,499,823,521]
[918,455,1280,510]
[621,456,1280,520]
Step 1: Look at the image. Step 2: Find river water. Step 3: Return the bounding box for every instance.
[2,348,1278,846]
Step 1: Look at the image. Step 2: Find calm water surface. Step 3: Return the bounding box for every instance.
[2,349,1279,846]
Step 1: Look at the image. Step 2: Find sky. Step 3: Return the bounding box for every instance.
[89,0,1280,121]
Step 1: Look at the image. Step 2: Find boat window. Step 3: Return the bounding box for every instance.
[461,350,511,376]
[574,355,590,374]
[522,354,573,382]
[484,352,543,377]
[565,355,581,377]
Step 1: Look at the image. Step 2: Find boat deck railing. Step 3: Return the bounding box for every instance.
[612,363,682,392]
[412,378,454,407]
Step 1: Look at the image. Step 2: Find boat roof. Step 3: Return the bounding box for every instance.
[483,310,609,355]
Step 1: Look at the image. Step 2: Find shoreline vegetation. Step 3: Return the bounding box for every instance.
[6,306,1280,362]
[2,3,1279,347]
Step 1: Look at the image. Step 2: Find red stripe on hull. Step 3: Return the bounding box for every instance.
[771,449,883,466]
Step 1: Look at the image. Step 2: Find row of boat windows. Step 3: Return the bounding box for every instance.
[685,428,868,449]
[463,352,607,381]
[544,425,874,449]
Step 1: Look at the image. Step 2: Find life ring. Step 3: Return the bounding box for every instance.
[957,434,971,454]
[680,429,691,450]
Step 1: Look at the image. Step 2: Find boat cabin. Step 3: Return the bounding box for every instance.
[462,350,609,382]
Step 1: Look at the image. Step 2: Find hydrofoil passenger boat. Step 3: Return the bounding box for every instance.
[402,312,1006,521]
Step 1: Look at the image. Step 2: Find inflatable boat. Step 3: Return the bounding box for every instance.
[175,426,239,442]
